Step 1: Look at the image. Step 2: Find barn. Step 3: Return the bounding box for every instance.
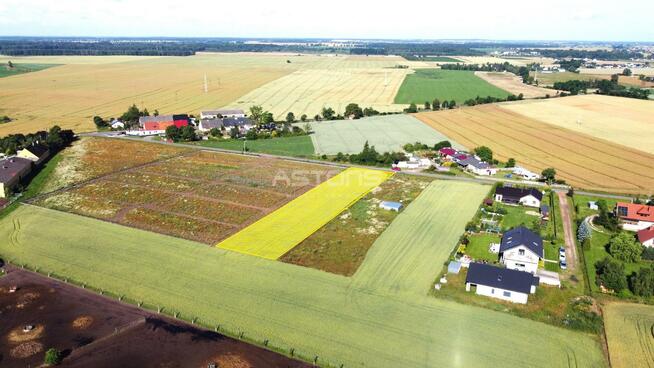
[139,115,189,131]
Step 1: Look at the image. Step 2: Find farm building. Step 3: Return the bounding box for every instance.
[379,201,403,212]
[615,202,654,231]
[454,155,497,176]
[438,147,458,159]
[222,117,254,132]
[139,115,189,132]
[0,157,33,198]
[465,263,539,304]
[110,120,125,129]
[512,167,540,181]
[494,187,542,208]
[637,226,654,247]
[200,109,246,119]
[17,144,49,165]
[198,118,223,132]
[499,226,543,274]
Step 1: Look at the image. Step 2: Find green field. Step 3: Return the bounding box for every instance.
[310,114,463,155]
[0,180,606,367]
[0,63,57,78]
[394,69,511,105]
[414,56,462,62]
[194,135,315,157]
[604,303,654,368]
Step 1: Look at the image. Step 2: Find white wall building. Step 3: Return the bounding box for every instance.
[499,227,544,274]
[465,263,539,305]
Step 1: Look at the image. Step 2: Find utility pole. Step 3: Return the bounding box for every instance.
[204,73,208,93]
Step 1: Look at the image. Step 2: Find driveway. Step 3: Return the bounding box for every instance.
[557,192,577,272]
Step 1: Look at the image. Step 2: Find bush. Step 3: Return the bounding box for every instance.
[595,257,627,292]
[44,348,62,365]
[630,265,654,297]
[608,232,642,263]
[563,297,603,333]
[642,247,654,260]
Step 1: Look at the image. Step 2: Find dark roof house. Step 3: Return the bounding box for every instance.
[500,226,544,257]
[466,263,539,294]
[495,187,543,203]
[22,144,49,159]
[222,117,254,128]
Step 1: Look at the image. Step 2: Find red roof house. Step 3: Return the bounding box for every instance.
[140,115,189,131]
[638,226,654,247]
[439,147,457,157]
[615,202,654,231]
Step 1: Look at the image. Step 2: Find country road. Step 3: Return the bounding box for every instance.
[557,192,578,272]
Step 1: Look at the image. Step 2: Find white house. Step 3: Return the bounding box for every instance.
[198,118,223,133]
[110,120,125,129]
[499,227,544,274]
[637,226,654,247]
[512,167,540,181]
[494,187,542,208]
[588,201,599,211]
[126,129,163,137]
[465,263,539,304]
[456,156,497,176]
[200,109,246,119]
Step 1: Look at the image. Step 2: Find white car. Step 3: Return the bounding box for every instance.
[559,253,566,262]
[560,260,567,270]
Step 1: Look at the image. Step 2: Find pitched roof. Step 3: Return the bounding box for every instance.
[638,226,654,243]
[222,117,253,127]
[439,147,457,156]
[500,226,544,257]
[202,109,245,116]
[139,115,189,124]
[466,263,539,294]
[199,118,223,129]
[0,157,32,183]
[616,202,654,222]
[495,186,543,201]
[22,144,49,158]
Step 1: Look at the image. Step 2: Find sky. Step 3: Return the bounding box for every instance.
[0,0,652,42]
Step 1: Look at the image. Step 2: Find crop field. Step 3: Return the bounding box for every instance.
[580,67,654,76]
[394,69,510,105]
[217,168,392,259]
[0,180,606,367]
[603,303,654,368]
[416,103,654,194]
[34,149,339,244]
[194,135,315,157]
[501,95,654,155]
[474,71,554,98]
[310,114,463,155]
[453,56,558,66]
[0,63,57,78]
[281,175,431,275]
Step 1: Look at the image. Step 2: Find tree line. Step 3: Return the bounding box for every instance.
[0,125,75,155]
[553,76,651,99]
[441,62,533,83]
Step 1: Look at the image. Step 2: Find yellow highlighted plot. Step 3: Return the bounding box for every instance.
[217,167,392,259]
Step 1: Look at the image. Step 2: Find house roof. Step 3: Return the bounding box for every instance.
[466,263,539,294]
[638,226,654,243]
[380,201,402,210]
[616,202,654,222]
[222,117,253,127]
[199,118,223,129]
[495,186,543,201]
[439,147,457,156]
[202,109,245,116]
[139,115,189,124]
[22,144,49,158]
[0,157,32,183]
[500,226,544,258]
[459,156,490,170]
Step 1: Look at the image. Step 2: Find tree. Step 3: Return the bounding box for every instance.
[313,114,322,121]
[45,125,64,149]
[541,168,556,183]
[448,100,456,109]
[303,123,312,134]
[209,127,221,137]
[229,127,239,139]
[577,220,592,244]
[245,129,258,140]
[7,60,13,68]
[179,125,196,141]
[93,116,107,129]
[595,257,627,292]
[433,140,451,151]
[363,107,379,117]
[630,265,654,297]
[120,104,142,123]
[285,112,296,124]
[424,101,431,110]
[623,68,632,76]
[165,125,180,141]
[405,103,418,113]
[505,158,516,168]
[153,109,160,116]
[321,107,335,120]
[608,231,642,263]
[344,103,363,119]
[44,348,62,365]
[610,74,620,83]
[249,105,263,124]
[474,146,493,162]
[441,100,449,109]
[300,114,307,122]
[432,98,441,111]
[595,199,619,232]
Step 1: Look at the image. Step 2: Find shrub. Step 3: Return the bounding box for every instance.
[44,348,62,365]
[563,297,603,333]
[608,232,642,263]
[595,257,627,292]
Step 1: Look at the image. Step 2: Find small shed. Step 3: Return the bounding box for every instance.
[588,201,599,210]
[448,261,462,274]
[379,201,403,212]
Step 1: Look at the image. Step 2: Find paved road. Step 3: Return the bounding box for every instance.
[81,132,636,201]
[558,192,578,272]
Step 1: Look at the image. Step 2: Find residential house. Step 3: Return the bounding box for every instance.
[0,157,33,198]
[17,144,49,165]
[200,109,246,119]
[222,117,254,132]
[379,201,403,212]
[512,167,540,181]
[198,118,223,133]
[494,187,542,208]
[138,115,189,133]
[499,226,544,274]
[110,120,125,129]
[615,202,654,231]
[455,155,497,176]
[465,263,539,304]
[438,147,458,160]
[638,226,654,247]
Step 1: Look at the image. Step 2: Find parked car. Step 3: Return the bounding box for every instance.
[559,246,565,255]
[559,253,566,262]
[560,260,567,270]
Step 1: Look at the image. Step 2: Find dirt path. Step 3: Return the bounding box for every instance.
[557,192,577,271]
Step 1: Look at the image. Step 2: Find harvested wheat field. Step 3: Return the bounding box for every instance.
[416,104,654,194]
[603,302,654,368]
[474,71,555,98]
[501,95,654,155]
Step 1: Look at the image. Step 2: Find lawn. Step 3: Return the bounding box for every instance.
[0,63,57,78]
[603,302,654,368]
[394,69,511,105]
[0,182,606,367]
[217,168,392,259]
[310,114,463,155]
[465,233,501,262]
[194,135,315,157]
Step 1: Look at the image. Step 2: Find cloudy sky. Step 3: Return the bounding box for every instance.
[0,0,652,41]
